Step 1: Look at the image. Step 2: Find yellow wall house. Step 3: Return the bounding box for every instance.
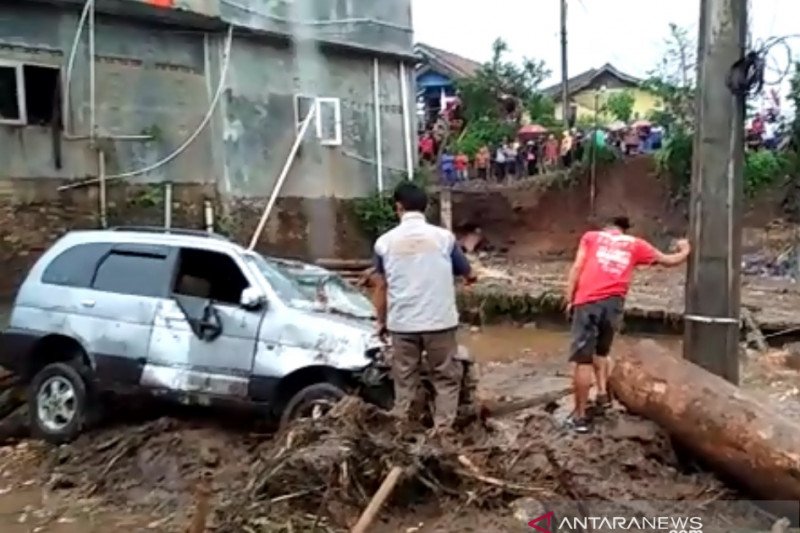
[542,63,661,125]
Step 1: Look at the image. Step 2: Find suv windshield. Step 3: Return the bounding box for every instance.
[243,253,314,308]
[267,260,375,320]
[317,276,375,319]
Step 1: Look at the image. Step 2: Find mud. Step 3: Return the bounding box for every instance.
[449,156,790,262]
[1,328,799,532]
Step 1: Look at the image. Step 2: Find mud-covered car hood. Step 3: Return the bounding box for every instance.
[283,309,382,370]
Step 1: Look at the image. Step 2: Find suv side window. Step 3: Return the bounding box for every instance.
[173,248,249,305]
[92,250,171,298]
[41,243,112,288]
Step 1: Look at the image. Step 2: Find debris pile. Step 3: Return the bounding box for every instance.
[25,395,751,531]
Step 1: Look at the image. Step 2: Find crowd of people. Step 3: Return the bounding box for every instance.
[419,121,668,187]
[419,130,588,186]
[746,109,785,151]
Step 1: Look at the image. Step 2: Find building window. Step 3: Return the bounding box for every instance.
[316,97,342,146]
[293,94,342,147]
[0,60,61,126]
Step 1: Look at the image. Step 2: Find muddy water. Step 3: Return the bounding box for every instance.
[0,487,154,532]
[459,323,682,363]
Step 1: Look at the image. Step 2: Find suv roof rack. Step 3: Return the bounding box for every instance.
[106,226,231,241]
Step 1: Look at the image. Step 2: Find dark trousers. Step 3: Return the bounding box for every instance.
[568,296,624,364]
[390,329,461,428]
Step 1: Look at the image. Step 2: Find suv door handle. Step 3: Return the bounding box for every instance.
[80,299,95,308]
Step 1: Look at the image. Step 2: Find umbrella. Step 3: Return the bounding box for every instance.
[608,120,626,131]
[518,124,548,140]
[631,119,652,129]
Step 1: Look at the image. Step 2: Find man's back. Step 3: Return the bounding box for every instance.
[375,213,459,333]
[573,229,657,306]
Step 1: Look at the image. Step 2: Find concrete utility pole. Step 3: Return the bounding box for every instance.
[560,0,569,130]
[683,0,747,384]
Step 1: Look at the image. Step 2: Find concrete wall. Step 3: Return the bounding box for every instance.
[220,36,409,200]
[0,2,214,184]
[0,0,417,294]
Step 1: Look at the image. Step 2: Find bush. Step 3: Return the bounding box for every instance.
[655,128,693,195]
[655,128,791,197]
[582,136,619,166]
[744,150,791,196]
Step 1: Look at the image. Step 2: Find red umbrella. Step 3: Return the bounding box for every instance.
[518,124,548,136]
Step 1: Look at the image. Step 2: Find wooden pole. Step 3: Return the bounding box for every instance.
[440,188,453,231]
[351,466,404,533]
[683,0,747,383]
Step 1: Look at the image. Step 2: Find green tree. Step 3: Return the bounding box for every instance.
[641,23,696,129]
[605,90,635,123]
[789,62,800,150]
[457,38,552,129]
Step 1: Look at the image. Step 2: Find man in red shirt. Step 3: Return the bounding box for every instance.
[564,216,691,433]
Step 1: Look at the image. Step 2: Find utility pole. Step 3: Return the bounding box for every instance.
[683,0,747,384]
[560,0,569,130]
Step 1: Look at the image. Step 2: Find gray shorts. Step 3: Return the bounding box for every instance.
[569,296,624,364]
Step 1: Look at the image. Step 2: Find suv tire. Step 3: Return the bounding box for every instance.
[279,382,346,430]
[29,362,88,444]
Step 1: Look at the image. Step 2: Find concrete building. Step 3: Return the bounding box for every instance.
[0,0,417,296]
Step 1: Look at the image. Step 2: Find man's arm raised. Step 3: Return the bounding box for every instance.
[652,238,691,267]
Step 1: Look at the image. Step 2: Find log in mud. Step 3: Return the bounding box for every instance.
[610,339,800,513]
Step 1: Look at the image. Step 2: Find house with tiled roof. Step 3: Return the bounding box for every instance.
[414,43,482,124]
[542,63,661,124]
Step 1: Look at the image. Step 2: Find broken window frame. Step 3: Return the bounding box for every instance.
[292,94,342,147]
[0,59,27,126]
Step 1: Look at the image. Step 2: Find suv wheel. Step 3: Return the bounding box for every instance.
[279,383,346,430]
[29,363,88,444]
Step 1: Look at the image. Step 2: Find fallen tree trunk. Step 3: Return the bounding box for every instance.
[610,340,800,510]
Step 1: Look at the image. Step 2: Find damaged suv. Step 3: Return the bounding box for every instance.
[0,228,389,443]
[267,257,478,417]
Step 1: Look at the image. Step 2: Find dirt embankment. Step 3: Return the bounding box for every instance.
[451,157,790,260]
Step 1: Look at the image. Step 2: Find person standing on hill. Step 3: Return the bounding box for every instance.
[475,145,491,180]
[563,216,691,433]
[371,182,476,433]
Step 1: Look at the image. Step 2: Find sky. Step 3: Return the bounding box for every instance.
[412,0,798,101]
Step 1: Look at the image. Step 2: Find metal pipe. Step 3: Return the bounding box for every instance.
[58,25,235,191]
[61,0,149,141]
[98,149,107,228]
[64,133,153,141]
[64,0,93,136]
[88,0,96,142]
[373,58,384,192]
[248,106,316,250]
[164,181,173,229]
[399,61,414,180]
[340,149,405,174]
[204,200,214,233]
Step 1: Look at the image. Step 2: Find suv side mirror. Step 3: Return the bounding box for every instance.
[240,287,266,310]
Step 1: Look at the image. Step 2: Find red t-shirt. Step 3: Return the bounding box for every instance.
[572,229,658,306]
[455,154,469,171]
[419,137,434,155]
